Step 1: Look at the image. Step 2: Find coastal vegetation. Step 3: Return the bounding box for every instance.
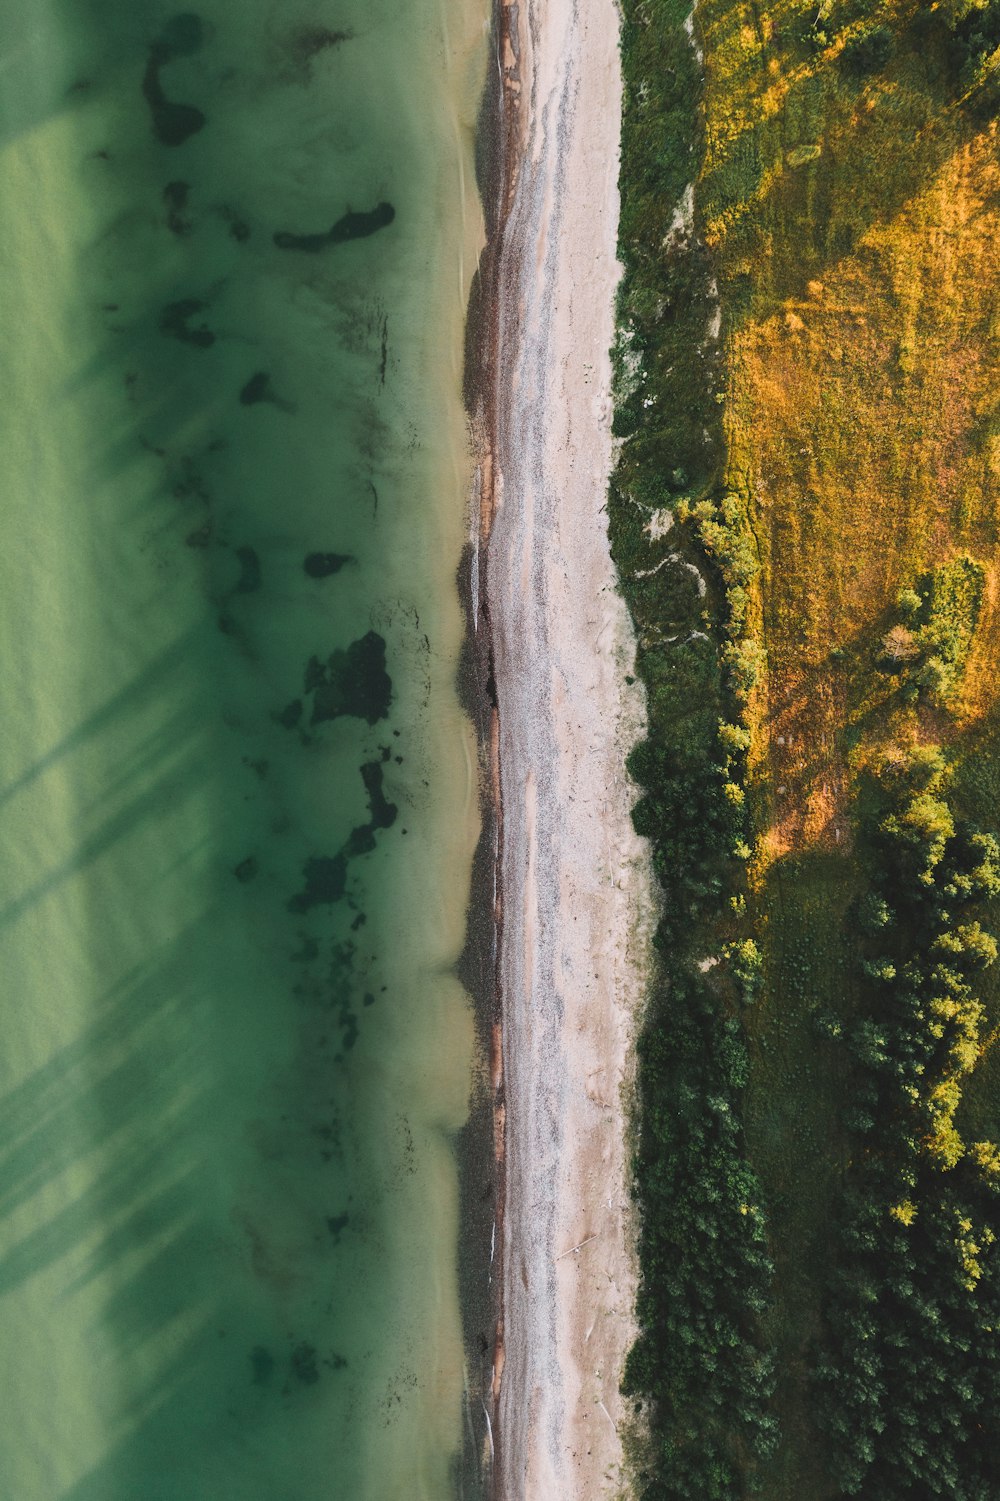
[815,746,1000,1496]
[613,0,1000,1495]
[613,2,778,1493]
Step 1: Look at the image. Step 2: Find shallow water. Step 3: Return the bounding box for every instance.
[0,1,487,1496]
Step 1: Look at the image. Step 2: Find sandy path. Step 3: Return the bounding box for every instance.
[486,0,653,1493]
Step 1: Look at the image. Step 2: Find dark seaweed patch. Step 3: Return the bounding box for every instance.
[250,1346,274,1385]
[144,92,205,148]
[344,762,398,857]
[159,298,214,348]
[220,206,250,242]
[361,762,397,830]
[303,551,351,579]
[163,179,189,207]
[275,699,303,729]
[239,371,274,406]
[290,1342,319,1386]
[234,545,261,594]
[287,760,397,916]
[160,12,204,55]
[273,203,395,253]
[288,854,348,913]
[142,65,205,149]
[163,180,191,235]
[233,856,258,883]
[143,15,206,147]
[291,933,319,963]
[278,24,353,84]
[307,631,391,726]
[185,522,212,548]
[343,827,375,859]
[291,25,351,62]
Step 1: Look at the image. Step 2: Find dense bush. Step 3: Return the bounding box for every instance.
[879,557,984,703]
[815,747,1000,1496]
[624,975,777,1498]
[840,24,893,77]
[912,0,1000,112]
[946,0,1000,79]
[612,3,776,1495]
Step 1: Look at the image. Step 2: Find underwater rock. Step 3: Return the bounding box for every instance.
[276,699,303,729]
[274,202,395,252]
[143,17,207,147]
[308,631,391,726]
[288,854,348,913]
[239,371,274,406]
[303,551,351,578]
[159,298,214,347]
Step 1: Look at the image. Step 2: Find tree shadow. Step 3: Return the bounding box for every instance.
[0,0,449,1496]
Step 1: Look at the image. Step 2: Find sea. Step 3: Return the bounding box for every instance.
[0,0,489,1495]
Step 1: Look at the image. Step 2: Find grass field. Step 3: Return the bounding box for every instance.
[616,2,1000,1495]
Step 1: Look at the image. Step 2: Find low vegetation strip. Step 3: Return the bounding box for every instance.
[612,1,778,1495]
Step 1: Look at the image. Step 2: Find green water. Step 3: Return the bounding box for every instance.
[0,1,486,1496]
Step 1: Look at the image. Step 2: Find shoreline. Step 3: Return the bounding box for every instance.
[467,0,655,1493]
[456,0,521,1487]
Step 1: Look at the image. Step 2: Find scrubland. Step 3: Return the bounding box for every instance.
[612,3,1000,1495]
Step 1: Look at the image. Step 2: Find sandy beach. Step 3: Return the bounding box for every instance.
[481,0,654,1492]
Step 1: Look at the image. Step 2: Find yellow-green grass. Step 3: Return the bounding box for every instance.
[697,2,1000,1491]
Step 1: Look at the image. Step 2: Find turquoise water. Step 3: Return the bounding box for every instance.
[0,1,487,1496]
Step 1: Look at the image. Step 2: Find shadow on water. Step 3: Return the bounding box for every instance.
[0,959,272,1499]
[0,690,206,932]
[0,0,489,1488]
[0,636,201,812]
[0,0,454,1496]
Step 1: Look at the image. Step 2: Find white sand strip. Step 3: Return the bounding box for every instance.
[486,0,654,1492]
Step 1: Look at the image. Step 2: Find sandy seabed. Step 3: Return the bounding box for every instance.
[0,1,488,1496]
[483,0,656,1493]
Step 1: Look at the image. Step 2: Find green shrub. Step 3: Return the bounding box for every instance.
[725,938,764,1004]
[840,24,893,77]
[879,558,984,703]
[814,746,1000,1495]
[611,2,775,1492]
